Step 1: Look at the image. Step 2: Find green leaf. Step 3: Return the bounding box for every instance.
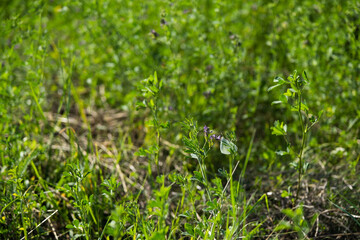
[279,94,288,103]
[268,76,287,91]
[190,171,203,183]
[204,199,218,212]
[290,102,309,112]
[183,223,194,236]
[271,100,282,105]
[273,76,286,84]
[135,100,146,110]
[302,70,309,81]
[267,84,283,92]
[66,224,74,229]
[159,121,170,129]
[148,99,155,108]
[150,231,166,240]
[271,120,287,136]
[73,219,80,228]
[275,150,289,156]
[134,147,147,157]
[284,88,295,97]
[179,211,191,218]
[274,220,291,231]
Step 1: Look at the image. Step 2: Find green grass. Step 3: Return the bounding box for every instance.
[1,0,360,239]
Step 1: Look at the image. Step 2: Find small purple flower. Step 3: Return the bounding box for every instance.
[210,134,221,140]
[204,125,210,135]
[151,29,159,38]
[160,18,168,26]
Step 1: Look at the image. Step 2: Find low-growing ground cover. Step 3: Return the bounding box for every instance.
[1,0,359,239]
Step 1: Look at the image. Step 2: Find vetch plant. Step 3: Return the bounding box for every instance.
[182,119,214,202]
[63,163,95,240]
[275,205,318,239]
[182,119,268,239]
[136,72,168,174]
[147,175,171,239]
[181,119,226,238]
[268,70,322,202]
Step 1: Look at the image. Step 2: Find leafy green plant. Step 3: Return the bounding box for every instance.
[182,119,214,202]
[63,163,94,240]
[181,119,269,239]
[268,70,322,202]
[136,71,168,174]
[275,205,317,240]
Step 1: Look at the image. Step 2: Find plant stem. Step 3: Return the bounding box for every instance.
[156,95,162,174]
[198,157,212,202]
[296,90,306,203]
[229,154,236,226]
[152,95,161,174]
[20,197,27,240]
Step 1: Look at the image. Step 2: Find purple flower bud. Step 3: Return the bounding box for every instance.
[210,134,221,141]
[160,18,168,26]
[204,125,210,135]
[151,29,159,38]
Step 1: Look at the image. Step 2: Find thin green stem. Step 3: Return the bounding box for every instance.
[198,157,212,202]
[169,187,186,239]
[153,96,161,174]
[229,154,236,227]
[295,90,306,203]
[21,197,27,240]
[282,135,296,154]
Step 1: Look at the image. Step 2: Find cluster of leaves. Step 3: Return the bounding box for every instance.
[269,71,324,201]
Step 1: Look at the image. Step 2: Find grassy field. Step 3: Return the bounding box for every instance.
[1,0,360,239]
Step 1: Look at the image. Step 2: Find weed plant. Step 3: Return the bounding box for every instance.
[268,70,323,203]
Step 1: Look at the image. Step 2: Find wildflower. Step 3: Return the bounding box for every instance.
[160,18,168,26]
[210,134,221,140]
[203,125,210,135]
[151,29,159,38]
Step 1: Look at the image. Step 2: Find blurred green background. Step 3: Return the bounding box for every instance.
[2,0,359,167]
